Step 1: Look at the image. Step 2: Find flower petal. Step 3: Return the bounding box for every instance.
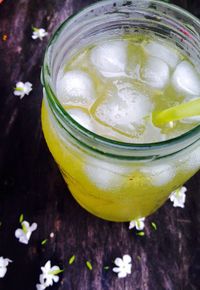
[14,91,22,96]
[126,264,132,274]
[30,222,37,232]
[123,255,131,264]
[44,260,51,272]
[19,235,29,244]
[112,267,121,273]
[0,267,7,278]
[15,229,23,238]
[36,284,46,290]
[129,221,135,229]
[53,275,59,283]
[118,271,127,278]
[114,258,123,267]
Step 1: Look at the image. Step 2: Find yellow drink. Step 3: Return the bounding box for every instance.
[41,0,200,221]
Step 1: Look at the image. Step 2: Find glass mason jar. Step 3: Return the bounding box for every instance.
[41,0,200,222]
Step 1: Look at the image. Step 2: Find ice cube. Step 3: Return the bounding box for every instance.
[145,41,180,68]
[85,158,130,190]
[67,108,93,131]
[140,57,170,89]
[172,61,200,95]
[56,70,95,107]
[93,82,153,137]
[184,146,200,171]
[90,40,127,78]
[141,164,175,187]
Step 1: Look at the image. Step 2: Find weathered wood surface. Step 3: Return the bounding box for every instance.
[0,1,200,289]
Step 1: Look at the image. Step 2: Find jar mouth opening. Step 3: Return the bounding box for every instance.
[42,0,200,158]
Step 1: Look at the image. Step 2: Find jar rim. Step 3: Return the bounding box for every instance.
[42,0,200,160]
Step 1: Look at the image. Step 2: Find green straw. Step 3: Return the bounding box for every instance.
[152,98,200,127]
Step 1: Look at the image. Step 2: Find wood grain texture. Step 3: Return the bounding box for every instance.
[0,1,200,290]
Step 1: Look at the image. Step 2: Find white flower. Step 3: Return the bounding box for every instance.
[15,221,37,244]
[32,27,48,40]
[14,81,32,99]
[129,217,145,231]
[113,255,132,278]
[169,186,187,208]
[36,260,63,290]
[0,257,12,278]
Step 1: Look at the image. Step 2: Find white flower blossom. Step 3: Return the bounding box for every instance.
[169,186,187,208]
[0,257,12,278]
[36,260,63,290]
[32,27,48,40]
[113,255,132,278]
[14,81,32,99]
[15,221,37,244]
[129,217,145,231]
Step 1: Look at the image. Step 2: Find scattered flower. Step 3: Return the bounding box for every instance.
[41,239,48,246]
[15,220,37,244]
[151,222,157,230]
[14,81,32,99]
[50,232,54,239]
[0,257,12,278]
[169,186,187,208]
[113,255,132,278]
[68,255,75,265]
[32,27,48,40]
[86,261,92,271]
[129,217,145,231]
[36,261,63,290]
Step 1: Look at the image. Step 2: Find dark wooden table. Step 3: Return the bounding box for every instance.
[0,1,200,289]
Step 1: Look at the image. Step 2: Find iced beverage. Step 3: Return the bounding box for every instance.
[41,0,200,221]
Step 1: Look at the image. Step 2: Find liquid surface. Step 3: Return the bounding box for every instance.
[56,34,200,143]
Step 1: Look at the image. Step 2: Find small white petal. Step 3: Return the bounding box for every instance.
[123,255,132,264]
[50,266,60,272]
[13,90,22,96]
[16,82,24,88]
[114,258,123,267]
[43,261,51,272]
[30,222,37,232]
[15,228,24,238]
[118,271,127,278]
[36,284,46,290]
[52,275,59,283]
[32,34,38,39]
[126,264,132,274]
[19,236,29,244]
[129,220,136,229]
[0,268,7,278]
[112,267,121,273]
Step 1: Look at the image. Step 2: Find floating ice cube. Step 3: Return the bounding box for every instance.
[56,70,95,107]
[141,57,170,89]
[141,164,175,187]
[172,61,200,95]
[85,158,130,190]
[93,82,153,137]
[90,40,127,78]
[145,41,180,68]
[67,108,93,131]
